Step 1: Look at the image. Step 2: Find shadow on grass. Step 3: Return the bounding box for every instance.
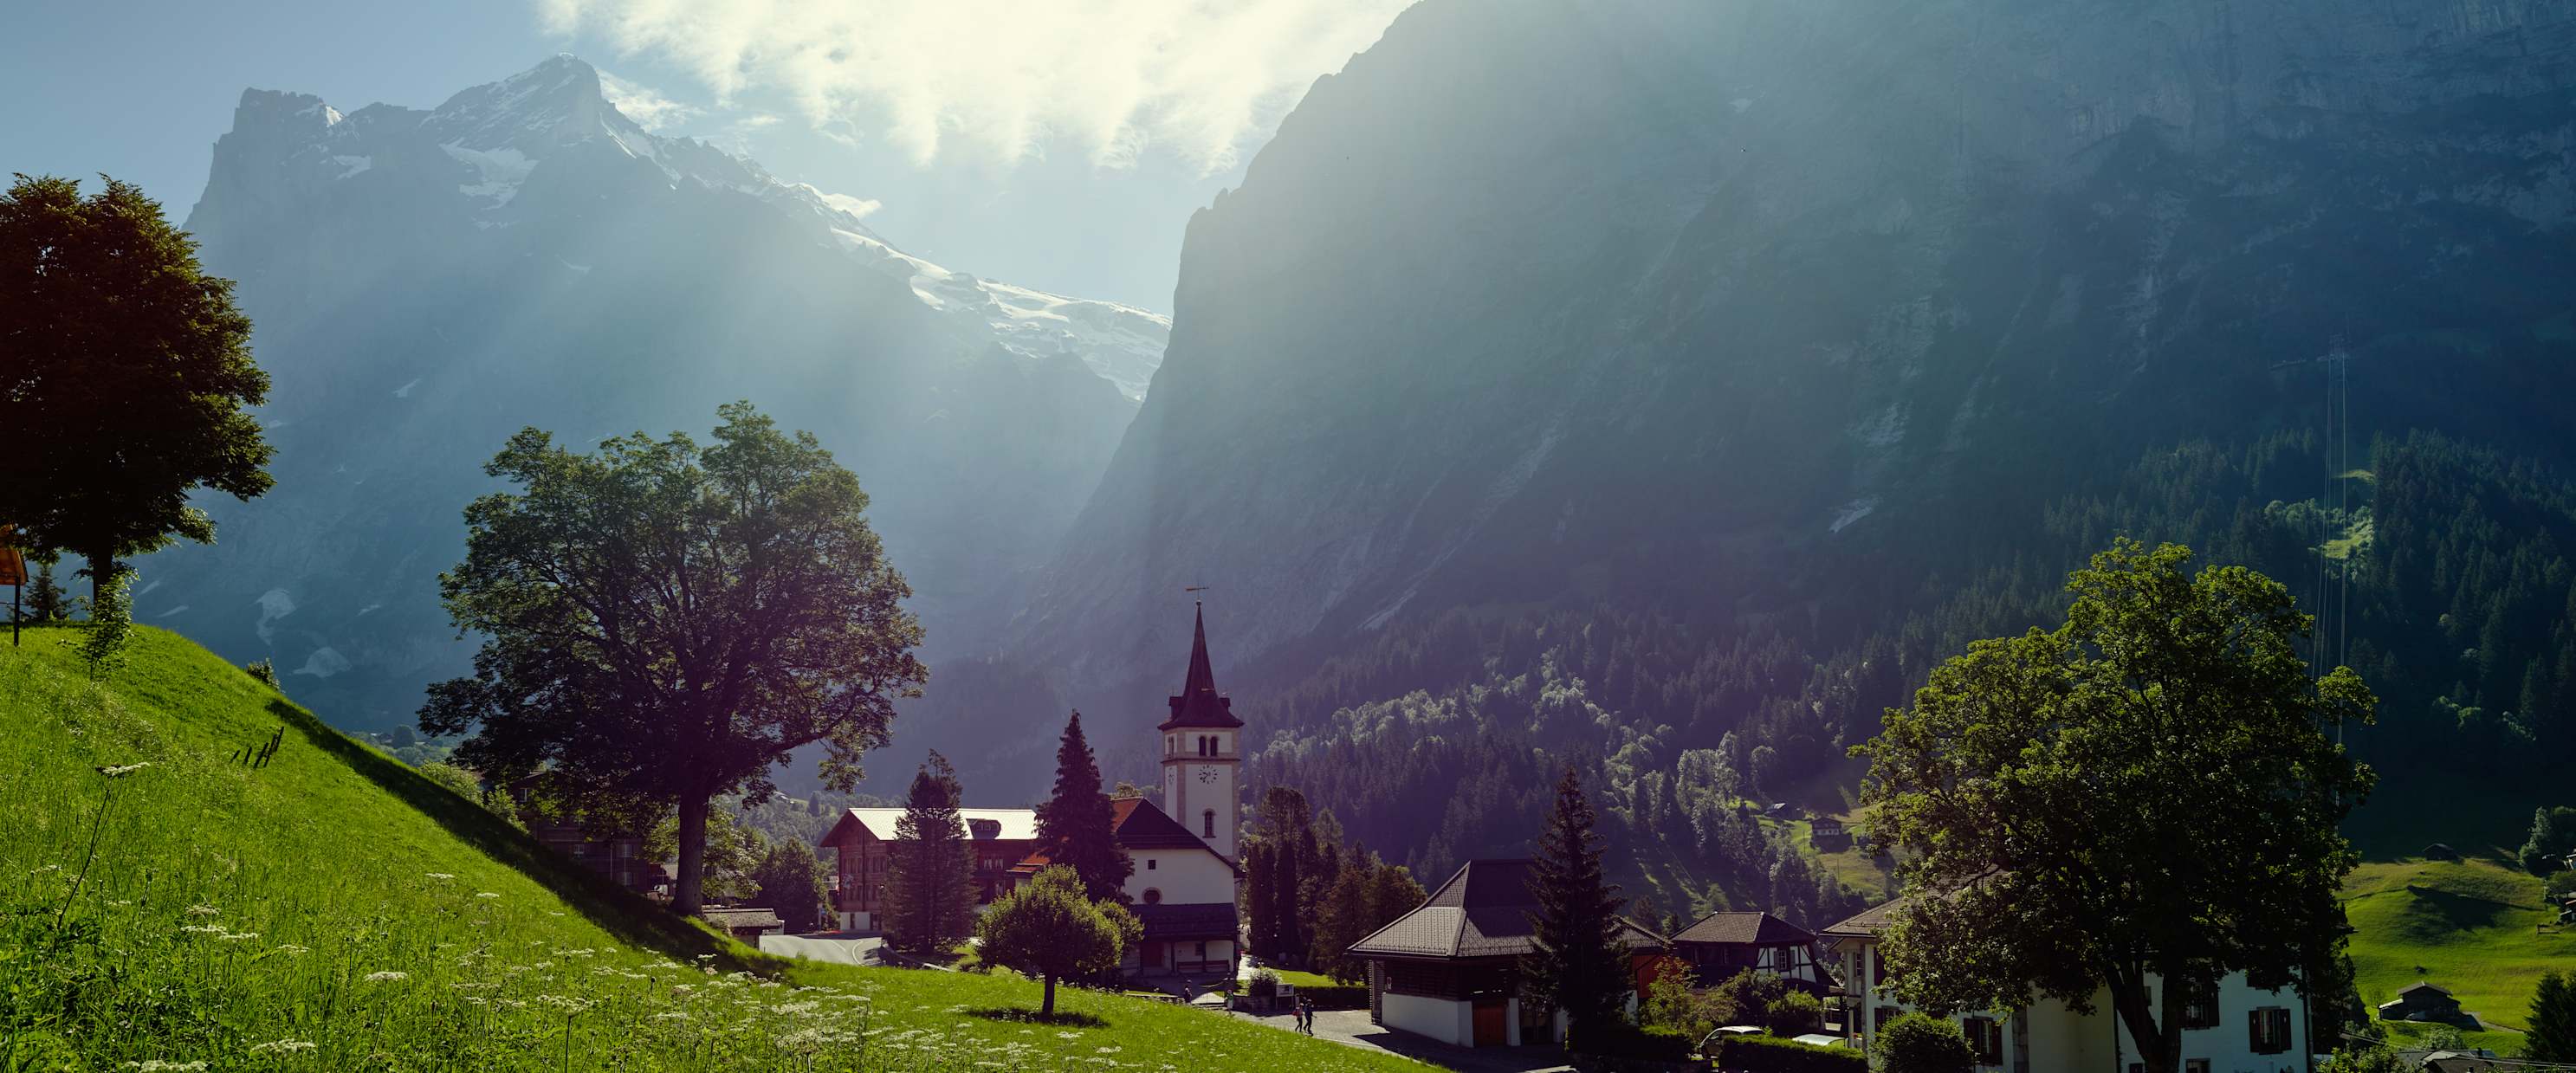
[2398,882,2520,935]
[965,1007,1110,1029]
[266,698,761,968]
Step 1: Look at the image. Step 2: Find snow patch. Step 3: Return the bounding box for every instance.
[254,588,296,643]
[1829,496,1880,533]
[292,646,353,679]
[442,144,535,206]
[156,604,190,618]
[392,378,422,398]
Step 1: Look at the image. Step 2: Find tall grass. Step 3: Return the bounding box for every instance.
[0,627,1427,1071]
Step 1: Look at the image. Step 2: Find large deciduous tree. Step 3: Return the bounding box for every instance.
[749,839,832,934]
[885,752,976,955]
[0,175,274,598]
[1854,540,2377,1073]
[1525,765,1628,1042]
[1032,711,1131,903]
[419,402,924,915]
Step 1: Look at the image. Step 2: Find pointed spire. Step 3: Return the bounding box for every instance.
[1162,600,1242,729]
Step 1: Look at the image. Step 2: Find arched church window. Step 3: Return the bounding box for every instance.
[1143,888,1163,905]
[1202,810,1216,837]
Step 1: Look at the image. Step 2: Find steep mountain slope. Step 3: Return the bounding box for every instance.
[1013,0,2576,889]
[139,56,1163,728]
[0,625,1424,1070]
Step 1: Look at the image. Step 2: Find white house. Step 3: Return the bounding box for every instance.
[1822,900,2312,1073]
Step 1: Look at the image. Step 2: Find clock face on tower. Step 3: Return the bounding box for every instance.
[1197,767,1218,784]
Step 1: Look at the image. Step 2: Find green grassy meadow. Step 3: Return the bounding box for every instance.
[2340,856,2576,1054]
[0,625,1425,1071]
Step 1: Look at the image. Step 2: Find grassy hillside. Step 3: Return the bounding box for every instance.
[0,625,1423,1071]
[2341,856,2575,1054]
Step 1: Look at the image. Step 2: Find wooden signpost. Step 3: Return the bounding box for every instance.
[0,526,23,647]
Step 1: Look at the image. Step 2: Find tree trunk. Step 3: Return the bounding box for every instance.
[673,790,710,916]
[1041,973,1058,1017]
[87,549,111,607]
[2112,973,2181,1073]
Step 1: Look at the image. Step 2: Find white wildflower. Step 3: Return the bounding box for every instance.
[184,905,220,917]
[363,971,408,982]
[96,763,152,778]
[248,1040,316,1055]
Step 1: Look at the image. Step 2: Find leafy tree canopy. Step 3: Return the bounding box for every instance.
[419,402,924,915]
[0,175,272,596]
[1874,1013,1974,1073]
[1854,540,2377,1073]
[974,864,1137,1018]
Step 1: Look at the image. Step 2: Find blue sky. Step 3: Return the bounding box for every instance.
[3,0,1409,309]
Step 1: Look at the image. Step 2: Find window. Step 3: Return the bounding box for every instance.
[1202,810,1216,837]
[2178,977,2219,1030]
[2249,1006,2292,1055]
[1146,858,1157,870]
[1962,1017,2003,1065]
[1143,888,1163,904]
[1874,1006,1900,1033]
[2185,1061,2210,1073]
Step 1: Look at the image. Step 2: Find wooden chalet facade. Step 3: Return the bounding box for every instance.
[1668,910,1831,992]
[819,808,1038,933]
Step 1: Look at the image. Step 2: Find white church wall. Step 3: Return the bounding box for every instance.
[1382,992,1472,1047]
[1127,850,1235,905]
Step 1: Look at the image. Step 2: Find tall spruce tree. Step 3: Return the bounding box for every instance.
[1526,765,1628,1041]
[2532,971,2576,1063]
[1245,841,1279,958]
[1272,827,1305,962]
[1033,711,1131,902]
[886,752,976,955]
[0,176,274,599]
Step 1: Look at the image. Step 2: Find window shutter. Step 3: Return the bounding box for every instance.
[2248,1009,2260,1050]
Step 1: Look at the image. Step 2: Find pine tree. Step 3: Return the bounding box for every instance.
[886,752,976,955]
[26,559,65,622]
[1272,827,1304,962]
[2530,971,2576,1063]
[1525,765,1628,1042]
[1245,840,1279,959]
[1034,711,1131,902]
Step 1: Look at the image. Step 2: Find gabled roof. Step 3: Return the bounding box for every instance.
[1614,917,1668,952]
[1673,910,1816,947]
[1006,797,1238,875]
[699,907,782,929]
[822,807,1037,845]
[1819,899,1902,940]
[1348,859,1540,960]
[2398,981,2456,998]
[1161,604,1243,730]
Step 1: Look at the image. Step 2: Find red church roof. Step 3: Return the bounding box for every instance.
[1007,796,1237,876]
[1160,604,1242,731]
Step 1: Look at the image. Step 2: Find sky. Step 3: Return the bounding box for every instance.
[2,0,1412,311]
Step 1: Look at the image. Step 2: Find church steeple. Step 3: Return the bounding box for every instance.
[1159,601,1242,861]
[1160,602,1242,730]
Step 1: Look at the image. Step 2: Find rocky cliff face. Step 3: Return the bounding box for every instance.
[1020,0,2576,696]
[146,56,1161,728]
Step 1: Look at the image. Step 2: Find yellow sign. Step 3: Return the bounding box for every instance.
[0,526,21,587]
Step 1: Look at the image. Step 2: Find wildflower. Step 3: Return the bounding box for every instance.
[475,892,500,899]
[424,872,456,881]
[96,763,152,778]
[248,1040,316,1055]
[29,864,61,876]
[272,944,310,955]
[217,931,259,941]
[364,971,409,982]
[181,924,227,935]
[184,905,220,916]
[120,1063,206,1072]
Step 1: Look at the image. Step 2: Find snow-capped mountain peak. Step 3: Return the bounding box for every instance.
[201,55,1165,398]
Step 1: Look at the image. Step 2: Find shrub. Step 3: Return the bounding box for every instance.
[1874,1013,1974,1073]
[1572,1023,1697,1063]
[2546,870,2576,903]
[243,657,279,688]
[1248,968,1281,999]
[1295,983,1369,1010]
[1767,990,1824,1037]
[1710,968,1792,1026]
[1712,1033,1866,1072]
[77,571,133,680]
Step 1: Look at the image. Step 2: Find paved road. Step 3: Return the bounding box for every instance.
[757,933,883,966]
[1232,1009,1574,1073]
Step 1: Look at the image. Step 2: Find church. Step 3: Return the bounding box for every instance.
[819,606,1244,979]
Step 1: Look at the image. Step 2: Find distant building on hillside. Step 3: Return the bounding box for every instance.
[1810,817,1851,850]
[819,806,1039,931]
[1668,910,1830,992]
[1823,894,2309,1069]
[2379,980,2474,1026]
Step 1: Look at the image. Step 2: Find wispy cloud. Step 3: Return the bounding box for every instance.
[597,70,700,132]
[539,0,1414,172]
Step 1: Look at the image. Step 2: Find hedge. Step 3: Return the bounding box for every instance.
[1713,1034,1867,1072]
[1287,983,1371,1011]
